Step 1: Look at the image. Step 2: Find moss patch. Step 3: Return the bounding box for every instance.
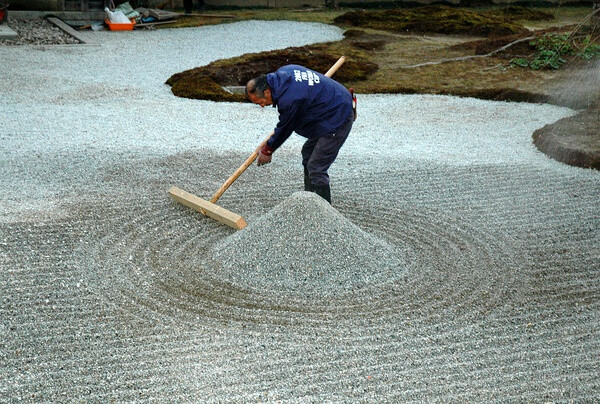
[333,5,528,36]
[170,76,246,102]
[494,6,555,22]
[449,32,535,57]
[166,40,378,101]
[533,106,600,170]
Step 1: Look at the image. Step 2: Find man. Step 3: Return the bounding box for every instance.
[183,0,205,14]
[245,64,355,203]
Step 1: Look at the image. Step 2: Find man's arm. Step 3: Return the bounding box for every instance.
[267,101,301,150]
[258,101,301,166]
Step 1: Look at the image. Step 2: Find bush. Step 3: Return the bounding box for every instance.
[510,33,600,69]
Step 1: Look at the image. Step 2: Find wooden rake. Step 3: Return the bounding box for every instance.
[169,56,347,230]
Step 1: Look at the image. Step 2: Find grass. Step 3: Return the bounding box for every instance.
[164,5,596,105]
[164,7,344,28]
[164,5,590,29]
[333,5,529,36]
[166,39,378,101]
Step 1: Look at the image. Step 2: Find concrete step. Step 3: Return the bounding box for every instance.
[0,22,17,40]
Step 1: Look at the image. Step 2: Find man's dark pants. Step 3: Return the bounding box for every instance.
[301,115,353,201]
[184,0,204,13]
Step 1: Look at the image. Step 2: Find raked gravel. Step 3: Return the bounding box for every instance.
[1,20,599,402]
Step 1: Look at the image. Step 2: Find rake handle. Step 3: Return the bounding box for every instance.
[209,133,271,203]
[210,56,347,204]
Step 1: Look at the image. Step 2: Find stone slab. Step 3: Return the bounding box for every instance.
[222,86,246,94]
[0,23,17,40]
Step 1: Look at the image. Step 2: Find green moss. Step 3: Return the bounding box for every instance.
[450,33,535,56]
[169,76,246,102]
[165,6,590,107]
[333,5,528,36]
[449,25,576,57]
[343,31,392,51]
[343,29,367,38]
[492,6,554,22]
[166,41,378,102]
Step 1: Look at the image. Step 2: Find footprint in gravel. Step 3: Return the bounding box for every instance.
[209,191,407,299]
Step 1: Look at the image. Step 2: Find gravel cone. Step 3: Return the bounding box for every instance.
[210,191,405,299]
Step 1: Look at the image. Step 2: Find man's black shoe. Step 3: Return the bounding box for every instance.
[303,166,313,192]
[312,184,331,204]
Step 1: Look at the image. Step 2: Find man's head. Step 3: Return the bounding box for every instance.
[246,74,273,108]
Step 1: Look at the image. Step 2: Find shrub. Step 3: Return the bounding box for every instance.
[510,33,600,70]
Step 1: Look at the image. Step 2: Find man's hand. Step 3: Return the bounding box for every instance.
[349,87,357,121]
[257,144,274,166]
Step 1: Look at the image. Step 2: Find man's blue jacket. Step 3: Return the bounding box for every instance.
[266,64,353,150]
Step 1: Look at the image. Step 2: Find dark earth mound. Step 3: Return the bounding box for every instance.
[533,106,600,170]
[449,26,573,57]
[166,42,378,101]
[333,5,528,36]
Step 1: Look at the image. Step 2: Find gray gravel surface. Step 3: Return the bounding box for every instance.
[211,191,406,299]
[1,20,599,402]
[1,17,81,45]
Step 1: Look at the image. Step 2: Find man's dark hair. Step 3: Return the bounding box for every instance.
[246,74,269,98]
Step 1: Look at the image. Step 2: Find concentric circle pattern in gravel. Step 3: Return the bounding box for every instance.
[210,191,407,300]
[1,21,599,402]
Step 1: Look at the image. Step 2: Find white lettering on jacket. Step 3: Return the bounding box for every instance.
[293,69,321,86]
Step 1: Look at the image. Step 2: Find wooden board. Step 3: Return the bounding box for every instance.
[148,9,180,21]
[168,186,247,230]
[47,17,96,45]
[134,20,177,28]
[179,13,235,18]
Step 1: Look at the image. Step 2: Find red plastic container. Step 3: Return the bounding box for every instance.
[0,3,8,25]
[105,19,135,31]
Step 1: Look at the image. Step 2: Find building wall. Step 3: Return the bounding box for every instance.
[10,0,63,11]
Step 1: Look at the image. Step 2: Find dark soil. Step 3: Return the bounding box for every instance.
[449,26,574,56]
[533,106,600,170]
[166,41,378,102]
[494,6,555,22]
[333,5,529,36]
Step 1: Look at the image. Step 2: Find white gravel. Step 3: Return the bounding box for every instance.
[0,26,582,220]
[1,20,599,402]
[0,20,344,218]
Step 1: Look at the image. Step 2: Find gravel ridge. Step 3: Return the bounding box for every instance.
[1,20,599,402]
